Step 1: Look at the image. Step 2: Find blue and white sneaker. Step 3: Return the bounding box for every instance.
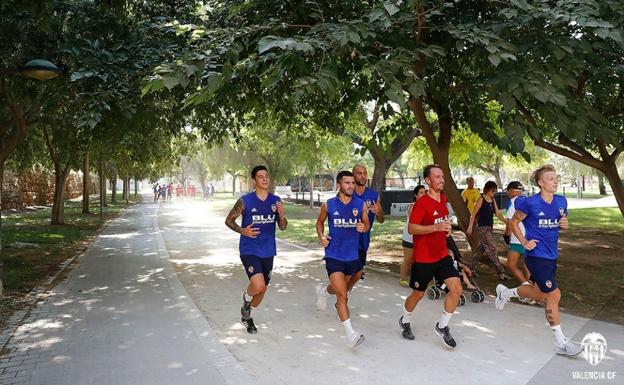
[495,284,509,311]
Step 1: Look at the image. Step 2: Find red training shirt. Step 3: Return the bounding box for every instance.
[409,193,449,263]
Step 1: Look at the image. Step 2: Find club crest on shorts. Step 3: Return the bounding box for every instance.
[271,204,277,212]
[248,266,254,274]
[545,280,552,288]
[352,208,359,217]
[414,282,419,288]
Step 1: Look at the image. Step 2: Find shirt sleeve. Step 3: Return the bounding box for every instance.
[515,196,529,216]
[410,199,425,225]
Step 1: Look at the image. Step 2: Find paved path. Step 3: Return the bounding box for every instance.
[0,198,622,385]
[161,200,623,385]
[0,199,249,385]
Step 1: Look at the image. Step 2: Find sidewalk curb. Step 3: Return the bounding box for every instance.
[153,207,253,385]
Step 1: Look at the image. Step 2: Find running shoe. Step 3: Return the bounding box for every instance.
[399,316,415,340]
[349,331,366,348]
[241,291,252,319]
[495,284,509,311]
[316,285,327,311]
[399,279,409,288]
[241,317,257,334]
[434,323,456,349]
[555,339,583,356]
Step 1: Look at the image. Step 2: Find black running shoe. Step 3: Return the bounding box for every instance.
[434,323,456,349]
[241,291,251,319]
[241,317,257,334]
[399,316,415,340]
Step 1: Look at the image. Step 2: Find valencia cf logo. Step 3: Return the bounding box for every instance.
[271,204,277,212]
[414,282,419,288]
[352,208,359,217]
[366,199,372,207]
[545,280,552,288]
[248,266,254,274]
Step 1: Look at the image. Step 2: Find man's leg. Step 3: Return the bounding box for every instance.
[400,245,412,287]
[507,249,529,284]
[328,270,365,347]
[400,261,433,341]
[433,257,461,349]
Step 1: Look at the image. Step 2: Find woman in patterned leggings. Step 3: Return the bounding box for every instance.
[466,181,509,280]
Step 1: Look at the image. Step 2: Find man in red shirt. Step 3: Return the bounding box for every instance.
[399,165,462,350]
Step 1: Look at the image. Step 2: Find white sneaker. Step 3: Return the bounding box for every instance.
[349,331,366,348]
[495,284,509,311]
[316,285,327,311]
[555,339,583,356]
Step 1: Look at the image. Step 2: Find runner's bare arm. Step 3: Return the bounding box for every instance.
[316,203,329,246]
[493,200,508,224]
[357,204,370,233]
[510,210,536,249]
[375,197,385,223]
[276,201,288,230]
[225,198,244,234]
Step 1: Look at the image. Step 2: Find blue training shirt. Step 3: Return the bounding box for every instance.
[354,187,379,251]
[239,192,281,258]
[325,196,365,261]
[515,194,567,260]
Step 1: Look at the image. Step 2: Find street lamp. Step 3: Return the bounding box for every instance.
[21,59,61,80]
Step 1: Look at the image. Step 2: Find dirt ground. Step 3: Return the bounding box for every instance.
[367,228,624,325]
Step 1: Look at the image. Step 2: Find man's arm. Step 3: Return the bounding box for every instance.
[374,197,385,223]
[357,204,370,233]
[316,203,330,246]
[276,201,288,230]
[225,198,244,234]
[510,210,537,250]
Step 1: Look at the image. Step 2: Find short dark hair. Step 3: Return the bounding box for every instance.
[413,185,425,201]
[423,164,441,179]
[337,170,354,183]
[251,165,268,179]
[483,181,498,194]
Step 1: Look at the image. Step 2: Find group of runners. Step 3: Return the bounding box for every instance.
[224,163,583,356]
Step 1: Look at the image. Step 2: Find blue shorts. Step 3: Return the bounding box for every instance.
[509,243,526,255]
[324,258,362,277]
[240,255,274,284]
[525,256,558,293]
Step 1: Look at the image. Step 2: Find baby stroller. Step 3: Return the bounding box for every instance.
[427,236,486,305]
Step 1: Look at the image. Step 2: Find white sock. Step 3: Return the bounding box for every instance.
[438,310,453,328]
[322,286,330,297]
[402,308,413,324]
[250,306,257,313]
[552,324,566,346]
[521,281,530,286]
[244,292,253,302]
[506,287,519,299]
[342,319,354,337]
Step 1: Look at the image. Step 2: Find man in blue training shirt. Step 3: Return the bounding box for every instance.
[225,165,288,334]
[348,164,384,289]
[495,165,582,356]
[315,170,370,348]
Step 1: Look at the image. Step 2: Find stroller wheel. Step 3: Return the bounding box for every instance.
[478,290,485,302]
[458,294,466,306]
[471,291,480,303]
[427,287,437,300]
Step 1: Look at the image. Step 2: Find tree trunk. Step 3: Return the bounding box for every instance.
[598,172,607,195]
[123,174,129,203]
[232,173,236,197]
[603,163,624,218]
[199,173,206,199]
[51,161,71,225]
[99,158,105,218]
[111,173,118,203]
[82,151,90,214]
[134,178,138,197]
[370,156,387,191]
[309,179,314,208]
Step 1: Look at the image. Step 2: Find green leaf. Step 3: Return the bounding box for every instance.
[488,54,501,67]
[407,81,425,97]
[369,8,385,22]
[258,36,278,54]
[383,2,400,16]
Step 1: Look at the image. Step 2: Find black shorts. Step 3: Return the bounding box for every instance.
[240,255,274,285]
[358,248,368,266]
[402,240,413,249]
[410,256,460,291]
[324,258,363,277]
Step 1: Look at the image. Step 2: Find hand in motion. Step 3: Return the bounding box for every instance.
[320,235,331,247]
[522,239,539,250]
[276,201,285,217]
[242,224,260,238]
[356,222,366,233]
[436,220,452,233]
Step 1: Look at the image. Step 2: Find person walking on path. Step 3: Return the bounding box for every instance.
[495,165,583,356]
[399,164,463,350]
[348,164,384,287]
[466,181,509,280]
[504,181,532,286]
[400,185,426,287]
[461,177,480,214]
[224,165,288,334]
[315,170,370,348]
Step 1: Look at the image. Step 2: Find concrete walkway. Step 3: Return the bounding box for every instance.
[0,198,622,385]
[0,199,250,385]
[161,200,623,385]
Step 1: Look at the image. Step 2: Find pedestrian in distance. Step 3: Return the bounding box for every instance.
[399,164,463,350]
[461,177,480,214]
[503,181,532,289]
[495,165,583,356]
[224,165,288,334]
[315,170,370,348]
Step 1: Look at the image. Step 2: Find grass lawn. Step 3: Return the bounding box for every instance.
[0,193,138,322]
[567,207,624,231]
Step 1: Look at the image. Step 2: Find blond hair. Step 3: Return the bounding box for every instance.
[531,164,556,186]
